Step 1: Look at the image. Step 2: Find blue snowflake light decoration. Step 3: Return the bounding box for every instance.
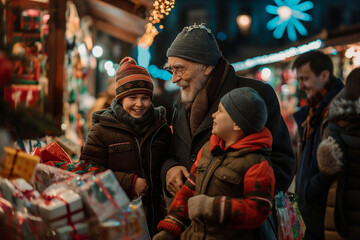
[266,0,313,41]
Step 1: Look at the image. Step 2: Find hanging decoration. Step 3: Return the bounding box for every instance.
[232,39,322,71]
[137,0,175,81]
[138,0,175,47]
[266,0,314,41]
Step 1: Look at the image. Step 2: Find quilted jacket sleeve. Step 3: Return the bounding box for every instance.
[80,124,135,197]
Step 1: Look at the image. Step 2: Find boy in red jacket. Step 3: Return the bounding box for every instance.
[153,87,275,240]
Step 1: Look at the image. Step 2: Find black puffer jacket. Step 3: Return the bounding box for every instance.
[317,97,360,239]
[80,102,172,236]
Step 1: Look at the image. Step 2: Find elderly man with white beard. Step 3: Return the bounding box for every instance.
[161,24,295,200]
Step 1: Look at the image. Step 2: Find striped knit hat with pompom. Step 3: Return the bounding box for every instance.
[115,57,154,101]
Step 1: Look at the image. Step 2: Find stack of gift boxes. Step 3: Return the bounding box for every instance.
[0,141,149,240]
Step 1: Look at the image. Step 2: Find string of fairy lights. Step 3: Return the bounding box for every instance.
[137,0,175,81]
[138,0,175,47]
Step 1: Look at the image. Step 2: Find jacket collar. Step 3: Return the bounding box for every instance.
[329,97,360,121]
[294,77,344,126]
[209,127,273,153]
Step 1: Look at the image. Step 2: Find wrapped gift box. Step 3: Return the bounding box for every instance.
[54,222,89,240]
[40,142,72,163]
[0,178,29,212]
[11,32,41,45]
[30,185,84,229]
[30,146,41,157]
[32,163,77,193]
[0,197,46,240]
[78,170,129,222]
[97,197,149,240]
[1,147,39,182]
[3,84,41,108]
[45,159,99,175]
[54,136,81,158]
[11,178,40,201]
[21,15,41,32]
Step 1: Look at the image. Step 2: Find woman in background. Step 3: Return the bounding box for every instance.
[317,67,360,239]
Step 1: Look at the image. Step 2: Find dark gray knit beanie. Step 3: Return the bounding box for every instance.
[220,87,268,134]
[166,23,222,66]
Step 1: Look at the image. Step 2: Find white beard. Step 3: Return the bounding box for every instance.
[180,88,197,103]
[179,77,207,104]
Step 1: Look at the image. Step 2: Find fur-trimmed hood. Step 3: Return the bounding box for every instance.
[328,97,360,122]
[318,97,360,176]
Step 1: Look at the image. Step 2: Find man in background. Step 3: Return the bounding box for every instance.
[293,50,344,240]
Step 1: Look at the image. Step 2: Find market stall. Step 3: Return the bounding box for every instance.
[0,1,158,238]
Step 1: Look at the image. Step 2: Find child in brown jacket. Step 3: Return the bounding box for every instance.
[80,57,171,236]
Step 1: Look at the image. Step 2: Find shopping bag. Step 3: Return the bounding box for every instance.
[256,214,278,240]
[128,197,151,240]
[275,191,306,240]
[97,196,151,240]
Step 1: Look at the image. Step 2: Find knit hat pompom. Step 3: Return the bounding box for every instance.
[220,87,268,134]
[120,56,137,66]
[115,56,154,101]
[166,23,222,66]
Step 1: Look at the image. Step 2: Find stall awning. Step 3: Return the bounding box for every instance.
[83,0,154,45]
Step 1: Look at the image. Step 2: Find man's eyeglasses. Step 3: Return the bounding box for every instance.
[164,66,186,78]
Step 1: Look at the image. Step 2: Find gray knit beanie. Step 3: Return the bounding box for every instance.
[220,87,268,134]
[166,24,222,66]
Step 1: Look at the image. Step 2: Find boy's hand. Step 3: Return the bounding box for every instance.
[166,166,190,196]
[188,195,214,220]
[134,177,148,197]
[153,230,176,240]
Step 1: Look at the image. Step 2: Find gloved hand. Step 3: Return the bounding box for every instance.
[188,194,214,220]
[152,230,176,240]
[317,136,343,176]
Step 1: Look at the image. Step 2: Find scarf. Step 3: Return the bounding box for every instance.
[301,76,335,141]
[185,57,229,135]
[111,99,155,137]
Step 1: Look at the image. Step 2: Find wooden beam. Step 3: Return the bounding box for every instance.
[87,1,146,37]
[47,0,65,127]
[94,20,138,45]
[9,0,49,9]
[96,0,148,19]
[130,0,154,9]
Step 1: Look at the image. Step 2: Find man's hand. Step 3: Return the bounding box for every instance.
[134,177,148,198]
[166,166,190,196]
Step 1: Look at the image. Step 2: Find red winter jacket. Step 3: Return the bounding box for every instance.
[158,127,275,239]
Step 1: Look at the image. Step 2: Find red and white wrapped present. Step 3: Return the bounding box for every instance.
[97,197,150,240]
[30,184,84,229]
[32,163,77,193]
[0,197,47,240]
[0,177,29,212]
[11,178,40,201]
[78,170,129,222]
[54,222,89,240]
[3,84,41,108]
